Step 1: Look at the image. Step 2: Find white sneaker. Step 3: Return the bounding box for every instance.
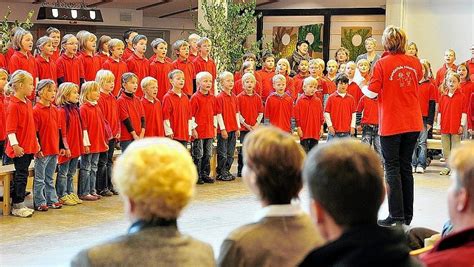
[412,166,416,173]
[12,207,33,218]
[440,157,446,163]
[416,166,424,173]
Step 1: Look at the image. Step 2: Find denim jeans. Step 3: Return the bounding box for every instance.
[33,155,59,206]
[300,138,319,153]
[120,140,133,152]
[12,154,34,204]
[78,153,100,196]
[412,121,429,168]
[217,131,237,176]
[361,125,382,159]
[97,139,117,193]
[381,131,419,224]
[327,132,350,141]
[192,138,213,178]
[56,157,79,197]
[237,131,249,175]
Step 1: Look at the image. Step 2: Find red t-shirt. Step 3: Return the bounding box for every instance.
[95,52,109,67]
[162,90,191,141]
[193,56,217,95]
[172,58,196,96]
[233,78,263,96]
[80,102,108,153]
[347,81,362,105]
[141,97,165,137]
[56,54,84,86]
[5,96,39,157]
[235,71,263,86]
[51,49,60,63]
[324,76,337,95]
[33,103,62,156]
[0,94,5,141]
[35,55,57,82]
[117,93,145,141]
[293,73,309,97]
[282,74,297,101]
[57,105,83,163]
[216,91,239,132]
[126,53,150,97]
[188,53,198,63]
[102,58,128,96]
[9,51,37,99]
[325,92,356,133]
[308,77,328,101]
[367,52,424,136]
[435,63,457,87]
[294,94,324,140]
[257,69,275,101]
[439,90,467,134]
[460,81,474,110]
[190,90,216,139]
[149,59,173,101]
[0,53,6,69]
[417,81,437,117]
[5,47,15,65]
[78,51,101,81]
[98,92,120,137]
[265,92,293,132]
[237,91,264,132]
[123,47,134,63]
[357,96,379,125]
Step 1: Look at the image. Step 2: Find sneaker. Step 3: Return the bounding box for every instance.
[219,173,234,181]
[100,189,113,197]
[226,172,236,181]
[60,195,77,206]
[196,178,205,184]
[440,168,450,176]
[69,193,83,204]
[12,207,33,218]
[79,194,98,201]
[412,166,416,173]
[202,176,215,184]
[377,216,404,227]
[35,204,49,211]
[416,166,425,174]
[111,189,119,195]
[91,193,102,199]
[440,157,446,163]
[48,202,62,209]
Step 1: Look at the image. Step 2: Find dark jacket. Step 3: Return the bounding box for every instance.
[299,224,422,267]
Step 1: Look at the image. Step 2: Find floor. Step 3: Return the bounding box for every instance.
[0,160,451,267]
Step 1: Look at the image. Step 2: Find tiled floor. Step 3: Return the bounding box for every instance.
[0,161,451,267]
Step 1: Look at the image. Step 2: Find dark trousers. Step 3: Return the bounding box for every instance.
[381,131,419,224]
[237,131,249,175]
[300,138,319,153]
[192,138,213,178]
[175,140,188,148]
[97,139,117,193]
[12,154,34,204]
[217,131,236,176]
[120,140,133,152]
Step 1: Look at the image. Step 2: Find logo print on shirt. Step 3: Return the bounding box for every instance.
[389,65,418,88]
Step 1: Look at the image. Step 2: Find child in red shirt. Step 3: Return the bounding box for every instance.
[8,28,37,100]
[33,80,66,211]
[275,58,296,101]
[265,74,293,133]
[345,61,362,104]
[438,72,467,175]
[188,33,201,63]
[324,59,338,99]
[6,70,40,217]
[96,35,111,66]
[458,63,474,113]
[117,73,145,151]
[307,59,327,101]
[216,71,240,181]
[193,37,217,95]
[122,30,138,61]
[56,34,85,87]
[77,32,101,82]
[46,27,61,63]
[357,95,382,156]
[233,62,263,96]
[234,52,262,84]
[141,77,164,137]
[325,73,356,140]
[162,69,192,146]
[294,77,324,152]
[256,53,275,101]
[436,49,457,87]
[190,71,216,184]
[35,36,57,83]
[102,39,128,96]
[236,73,263,176]
[126,34,149,97]
[0,69,7,161]
[149,38,173,101]
[96,70,120,196]
[79,81,108,200]
[293,59,310,98]
[172,40,196,96]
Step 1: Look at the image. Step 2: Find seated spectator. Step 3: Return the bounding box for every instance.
[218,126,324,267]
[71,138,215,267]
[300,139,420,266]
[420,141,474,266]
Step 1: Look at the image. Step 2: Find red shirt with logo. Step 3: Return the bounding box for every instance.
[162,90,191,141]
[141,97,165,137]
[237,91,264,132]
[190,90,216,139]
[265,92,293,132]
[172,58,196,96]
[149,59,173,101]
[102,58,128,96]
[216,91,239,132]
[294,94,324,140]
[325,92,356,133]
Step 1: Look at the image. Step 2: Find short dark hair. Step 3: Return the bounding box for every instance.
[334,73,349,85]
[297,40,310,47]
[303,139,384,227]
[123,30,137,42]
[261,52,275,62]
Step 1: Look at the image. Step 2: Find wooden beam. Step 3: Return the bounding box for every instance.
[137,0,172,11]
[88,0,114,7]
[159,6,198,18]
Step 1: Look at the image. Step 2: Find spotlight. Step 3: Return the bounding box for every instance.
[89,10,96,20]
[37,6,103,22]
[52,8,59,18]
[71,9,78,19]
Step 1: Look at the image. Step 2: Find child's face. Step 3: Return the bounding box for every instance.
[365,41,375,52]
[199,42,211,56]
[102,41,109,53]
[154,43,167,59]
[127,32,138,47]
[298,60,309,73]
[177,45,189,59]
[309,64,322,76]
[19,77,34,97]
[0,74,7,92]
[88,88,100,102]
[337,82,348,94]
[134,39,147,55]
[264,57,275,70]
[144,82,158,98]
[444,51,455,64]
[243,78,255,93]
[327,61,338,75]
[406,44,417,57]
[49,32,60,48]
[345,64,356,78]
[457,65,468,80]
[277,61,288,74]
[273,79,286,93]
[199,76,212,94]
[21,33,34,52]
[65,37,79,56]
[446,76,460,91]
[357,62,370,74]
[170,73,185,90]
[303,82,317,96]
[42,42,54,56]
[40,84,57,103]
[111,45,124,59]
[221,75,234,91]
[338,63,347,74]
[102,79,114,93]
[124,77,138,93]
[189,38,198,52]
[336,51,348,62]
[85,38,96,52]
[67,87,79,103]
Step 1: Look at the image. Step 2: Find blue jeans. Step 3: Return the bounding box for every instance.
[78,153,100,196]
[34,155,59,206]
[361,125,382,159]
[217,131,236,176]
[120,140,133,152]
[327,132,350,141]
[56,157,79,197]
[97,139,117,193]
[412,121,429,168]
[192,138,213,178]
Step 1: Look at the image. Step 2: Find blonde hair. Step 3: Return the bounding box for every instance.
[36,79,56,97]
[34,36,52,57]
[7,70,32,92]
[168,69,184,80]
[12,28,32,51]
[188,33,201,42]
[150,38,167,49]
[276,58,291,75]
[334,47,350,63]
[113,138,197,219]
[196,71,212,85]
[97,35,111,54]
[78,31,97,52]
[95,69,115,87]
[46,27,60,36]
[108,38,124,51]
[382,25,407,54]
[60,34,78,54]
[357,58,370,67]
[445,48,456,58]
[56,82,79,106]
[197,37,211,47]
[303,76,317,87]
[219,71,233,83]
[272,74,286,84]
[172,40,189,53]
[407,42,418,57]
[141,76,157,90]
[241,72,256,83]
[0,68,9,79]
[365,37,377,46]
[80,81,100,104]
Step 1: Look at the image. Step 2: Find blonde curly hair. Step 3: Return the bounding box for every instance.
[113,138,197,220]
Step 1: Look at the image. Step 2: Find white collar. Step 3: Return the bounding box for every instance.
[254,204,303,221]
[448,92,454,98]
[337,91,347,97]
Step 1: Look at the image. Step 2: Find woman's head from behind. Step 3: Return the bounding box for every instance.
[113,138,197,220]
[242,126,305,205]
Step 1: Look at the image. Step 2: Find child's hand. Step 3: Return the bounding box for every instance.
[221,130,228,139]
[12,145,24,157]
[84,146,90,154]
[192,129,198,139]
[427,124,432,130]
[105,144,109,150]
[253,123,260,129]
[357,125,362,133]
[458,126,463,135]
[59,149,66,156]
[65,149,71,157]
[350,127,355,135]
[36,151,44,158]
[115,133,120,139]
[166,134,174,140]
[214,128,217,138]
[328,126,335,135]
[132,133,139,140]
[320,128,324,137]
[139,129,145,139]
[236,130,240,138]
[297,127,303,137]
